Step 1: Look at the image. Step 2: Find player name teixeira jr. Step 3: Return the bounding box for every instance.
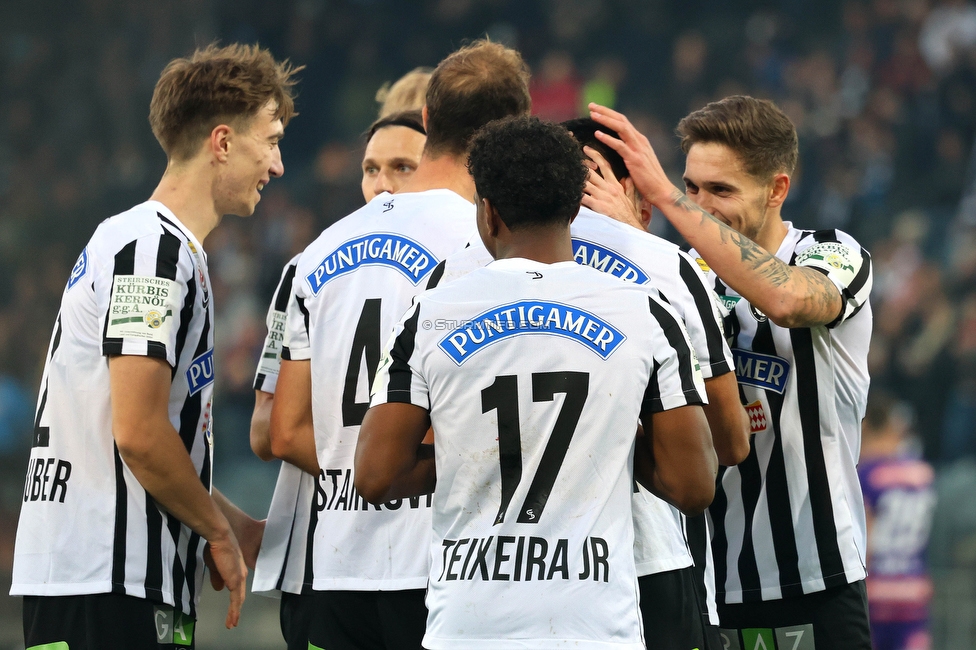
[437,300,626,366]
[306,233,437,294]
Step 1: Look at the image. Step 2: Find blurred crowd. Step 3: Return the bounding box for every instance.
[1,0,976,528]
[2,0,976,646]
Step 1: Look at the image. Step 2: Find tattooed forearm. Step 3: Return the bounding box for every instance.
[672,189,714,227]
[755,258,791,287]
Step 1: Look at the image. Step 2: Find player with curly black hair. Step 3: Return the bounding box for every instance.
[356,115,717,649]
[466,115,588,233]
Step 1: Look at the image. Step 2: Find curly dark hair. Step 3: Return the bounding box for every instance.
[467,116,587,231]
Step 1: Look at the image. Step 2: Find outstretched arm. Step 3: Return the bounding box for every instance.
[588,103,844,328]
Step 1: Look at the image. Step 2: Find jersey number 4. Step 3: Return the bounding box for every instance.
[342,299,381,427]
[481,372,589,525]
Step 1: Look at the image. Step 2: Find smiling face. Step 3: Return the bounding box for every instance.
[215,100,285,217]
[360,125,427,201]
[682,141,786,244]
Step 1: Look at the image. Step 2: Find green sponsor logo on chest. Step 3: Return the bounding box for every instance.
[720,295,741,312]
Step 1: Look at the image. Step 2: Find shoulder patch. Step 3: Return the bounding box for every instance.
[794,241,861,286]
[106,275,182,343]
[695,257,710,273]
[439,300,626,365]
[305,233,437,294]
[67,248,89,290]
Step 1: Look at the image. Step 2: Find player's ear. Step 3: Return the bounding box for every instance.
[421,106,429,132]
[767,173,790,209]
[483,198,502,238]
[209,124,232,163]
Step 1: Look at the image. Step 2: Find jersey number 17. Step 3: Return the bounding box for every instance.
[482,372,589,525]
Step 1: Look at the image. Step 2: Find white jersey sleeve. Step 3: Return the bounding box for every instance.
[100,231,194,368]
[282,269,312,362]
[792,229,873,327]
[254,255,301,393]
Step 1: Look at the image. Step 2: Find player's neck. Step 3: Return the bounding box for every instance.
[494,227,575,265]
[753,209,789,254]
[397,152,475,203]
[149,161,223,244]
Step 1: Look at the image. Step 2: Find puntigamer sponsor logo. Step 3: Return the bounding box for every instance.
[67,247,88,290]
[438,300,625,365]
[733,349,791,394]
[572,238,649,284]
[186,349,215,395]
[306,233,437,294]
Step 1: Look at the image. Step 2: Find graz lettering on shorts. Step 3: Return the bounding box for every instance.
[437,536,611,583]
[572,238,649,284]
[316,467,432,512]
[67,247,88,290]
[186,349,215,395]
[305,234,436,294]
[733,349,791,394]
[23,457,72,503]
[438,300,626,365]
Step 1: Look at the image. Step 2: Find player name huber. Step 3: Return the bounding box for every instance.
[438,300,625,365]
[438,536,611,582]
[306,233,436,293]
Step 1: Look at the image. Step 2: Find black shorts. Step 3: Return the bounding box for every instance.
[639,566,709,650]
[280,591,313,650]
[306,588,428,650]
[23,593,196,649]
[716,580,871,650]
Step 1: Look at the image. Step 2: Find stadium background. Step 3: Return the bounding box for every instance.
[1,0,975,646]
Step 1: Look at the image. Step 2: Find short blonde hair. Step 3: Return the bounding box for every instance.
[376,67,432,117]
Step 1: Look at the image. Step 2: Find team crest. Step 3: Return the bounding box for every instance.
[144,311,164,328]
[745,400,768,434]
[750,304,767,322]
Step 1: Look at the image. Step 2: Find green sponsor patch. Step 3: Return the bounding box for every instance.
[742,628,775,650]
[153,605,195,645]
[720,295,741,312]
[28,643,70,650]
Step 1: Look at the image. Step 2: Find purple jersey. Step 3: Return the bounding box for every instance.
[858,454,936,624]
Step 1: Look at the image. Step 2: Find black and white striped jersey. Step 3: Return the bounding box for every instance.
[693,225,873,605]
[251,255,317,597]
[432,206,734,577]
[283,189,473,590]
[371,258,706,649]
[12,200,215,616]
